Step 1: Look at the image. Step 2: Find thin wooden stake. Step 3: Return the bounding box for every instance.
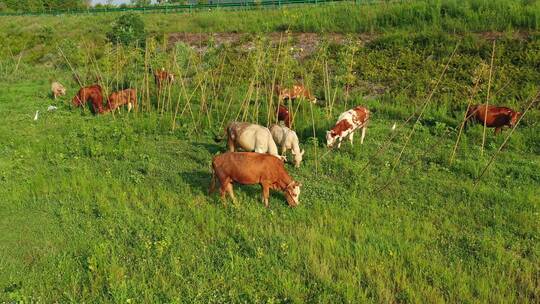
[449,75,482,165]
[481,40,496,156]
[378,43,459,188]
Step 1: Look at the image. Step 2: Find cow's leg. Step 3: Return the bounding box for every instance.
[360,126,367,144]
[281,146,287,156]
[226,183,238,206]
[494,127,501,135]
[227,137,236,152]
[261,183,270,208]
[349,131,354,146]
[337,137,342,149]
[128,102,132,112]
[209,171,217,194]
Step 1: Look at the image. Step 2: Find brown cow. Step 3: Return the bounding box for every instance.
[72,84,105,114]
[210,152,301,208]
[277,105,291,127]
[154,68,175,89]
[327,106,370,148]
[276,84,317,104]
[107,89,137,113]
[465,104,522,134]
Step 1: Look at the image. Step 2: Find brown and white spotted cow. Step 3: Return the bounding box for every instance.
[276,85,317,104]
[154,68,175,89]
[326,106,370,148]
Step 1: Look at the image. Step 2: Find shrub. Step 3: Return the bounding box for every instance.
[106,13,147,48]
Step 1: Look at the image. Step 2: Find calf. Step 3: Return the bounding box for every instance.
[51,82,66,99]
[270,124,305,167]
[465,104,522,134]
[276,84,317,104]
[107,88,137,113]
[210,152,301,207]
[226,122,284,161]
[72,84,106,114]
[277,104,291,127]
[326,106,370,148]
[154,68,175,89]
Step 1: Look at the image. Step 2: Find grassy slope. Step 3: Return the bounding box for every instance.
[1,0,540,302]
[1,0,539,58]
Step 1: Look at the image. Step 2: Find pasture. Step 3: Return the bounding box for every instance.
[1,1,540,302]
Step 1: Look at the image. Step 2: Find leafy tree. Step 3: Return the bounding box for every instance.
[106,13,147,48]
[130,0,151,6]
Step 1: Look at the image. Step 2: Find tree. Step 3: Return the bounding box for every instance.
[106,13,147,48]
[131,0,151,6]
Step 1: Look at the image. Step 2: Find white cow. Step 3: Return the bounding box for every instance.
[51,82,66,99]
[270,123,304,167]
[226,122,285,161]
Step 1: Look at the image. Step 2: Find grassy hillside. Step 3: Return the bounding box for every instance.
[1,0,539,60]
[0,0,539,302]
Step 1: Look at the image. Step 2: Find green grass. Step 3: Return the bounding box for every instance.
[1,1,540,302]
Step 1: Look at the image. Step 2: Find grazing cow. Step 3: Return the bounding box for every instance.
[326,106,370,148]
[154,68,175,89]
[465,104,522,134]
[226,122,285,161]
[276,84,317,104]
[277,105,291,127]
[72,84,105,114]
[210,152,302,207]
[107,88,137,113]
[51,82,66,99]
[270,124,305,167]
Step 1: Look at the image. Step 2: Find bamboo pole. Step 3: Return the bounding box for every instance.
[481,40,496,156]
[379,43,459,187]
[449,74,482,165]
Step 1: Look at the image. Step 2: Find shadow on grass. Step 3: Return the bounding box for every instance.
[192,142,225,156]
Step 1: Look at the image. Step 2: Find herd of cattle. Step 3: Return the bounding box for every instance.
[50,68,523,207]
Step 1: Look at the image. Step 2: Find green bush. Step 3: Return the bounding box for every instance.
[106,13,147,47]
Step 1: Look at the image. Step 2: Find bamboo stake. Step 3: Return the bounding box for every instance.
[309,100,319,175]
[449,74,482,165]
[381,43,459,184]
[57,46,83,88]
[474,90,538,187]
[269,34,284,126]
[481,40,496,156]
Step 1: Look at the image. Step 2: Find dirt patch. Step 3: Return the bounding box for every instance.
[168,32,376,58]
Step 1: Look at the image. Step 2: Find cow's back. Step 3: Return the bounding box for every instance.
[213,152,284,184]
[237,124,269,150]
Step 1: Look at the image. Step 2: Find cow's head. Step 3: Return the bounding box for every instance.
[284,181,302,207]
[58,87,66,96]
[510,111,522,127]
[326,130,337,148]
[291,149,305,168]
[72,94,83,107]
